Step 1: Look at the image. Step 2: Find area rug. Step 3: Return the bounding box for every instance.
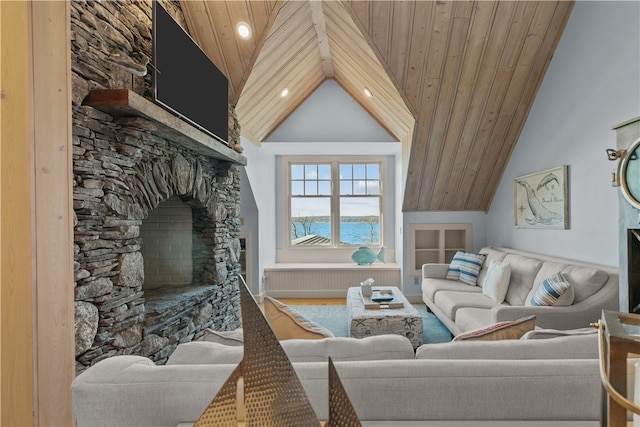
[288,303,452,344]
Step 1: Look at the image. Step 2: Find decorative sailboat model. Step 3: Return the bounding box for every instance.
[194,275,361,427]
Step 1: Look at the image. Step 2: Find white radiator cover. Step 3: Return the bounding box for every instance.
[264,263,401,298]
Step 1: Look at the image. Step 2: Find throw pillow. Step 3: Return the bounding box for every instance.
[452,315,536,341]
[529,272,573,306]
[482,261,511,303]
[200,328,244,346]
[446,251,487,286]
[445,253,463,281]
[263,297,334,340]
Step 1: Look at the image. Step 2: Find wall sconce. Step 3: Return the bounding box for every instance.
[608,138,640,212]
[607,148,626,187]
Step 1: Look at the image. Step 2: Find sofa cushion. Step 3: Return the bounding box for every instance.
[277,335,415,362]
[166,335,415,365]
[482,261,511,303]
[477,247,508,286]
[422,277,482,302]
[529,272,574,306]
[560,265,608,303]
[416,331,597,359]
[454,307,494,332]
[446,251,487,286]
[167,341,243,365]
[434,291,500,321]
[199,328,244,346]
[502,254,543,306]
[263,297,334,340]
[452,315,536,341]
[521,327,597,340]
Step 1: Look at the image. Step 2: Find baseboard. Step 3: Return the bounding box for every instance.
[178,421,600,427]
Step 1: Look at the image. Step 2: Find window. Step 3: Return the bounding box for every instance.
[287,157,383,248]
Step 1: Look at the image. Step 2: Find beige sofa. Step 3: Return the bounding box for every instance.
[72,332,605,426]
[422,246,619,336]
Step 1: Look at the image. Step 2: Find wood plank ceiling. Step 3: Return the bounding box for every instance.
[181,0,574,212]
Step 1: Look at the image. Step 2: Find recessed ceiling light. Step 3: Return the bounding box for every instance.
[236,22,251,39]
[364,88,373,98]
[280,88,289,97]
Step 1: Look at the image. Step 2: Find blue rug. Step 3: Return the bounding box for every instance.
[288,303,452,345]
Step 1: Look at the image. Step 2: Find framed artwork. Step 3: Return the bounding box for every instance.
[514,165,568,229]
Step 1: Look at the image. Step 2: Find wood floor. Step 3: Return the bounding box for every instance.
[277,298,345,306]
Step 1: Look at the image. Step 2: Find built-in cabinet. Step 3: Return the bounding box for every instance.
[408,223,472,275]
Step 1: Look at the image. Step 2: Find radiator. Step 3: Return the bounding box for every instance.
[264,263,401,298]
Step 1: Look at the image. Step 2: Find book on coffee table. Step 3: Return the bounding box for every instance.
[360,288,404,310]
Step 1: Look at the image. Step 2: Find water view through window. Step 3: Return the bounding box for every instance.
[290,162,381,246]
[290,220,380,245]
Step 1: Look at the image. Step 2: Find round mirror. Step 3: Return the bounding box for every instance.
[621,136,640,209]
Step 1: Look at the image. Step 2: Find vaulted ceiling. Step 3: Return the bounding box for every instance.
[181,0,574,212]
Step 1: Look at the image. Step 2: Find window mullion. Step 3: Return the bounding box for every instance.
[331,160,339,247]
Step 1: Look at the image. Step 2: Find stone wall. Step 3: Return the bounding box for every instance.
[71,0,242,373]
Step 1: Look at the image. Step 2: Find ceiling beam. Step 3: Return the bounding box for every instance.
[309,0,334,78]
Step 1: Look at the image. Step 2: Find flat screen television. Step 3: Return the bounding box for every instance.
[152,1,229,145]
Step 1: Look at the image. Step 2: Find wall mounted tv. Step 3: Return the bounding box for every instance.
[152,1,229,145]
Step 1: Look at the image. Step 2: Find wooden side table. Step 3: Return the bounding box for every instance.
[598,310,640,426]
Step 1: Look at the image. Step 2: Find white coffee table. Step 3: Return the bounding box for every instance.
[346,286,423,348]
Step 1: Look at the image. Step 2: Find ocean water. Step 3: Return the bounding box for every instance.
[291,221,380,245]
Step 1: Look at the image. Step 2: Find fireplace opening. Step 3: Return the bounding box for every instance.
[138,194,221,339]
[628,229,640,313]
[140,196,193,289]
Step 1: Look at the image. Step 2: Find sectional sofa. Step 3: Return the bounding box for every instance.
[422,246,619,336]
[72,332,605,426]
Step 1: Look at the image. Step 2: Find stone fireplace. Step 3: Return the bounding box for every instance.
[71,1,244,373]
[614,117,640,313]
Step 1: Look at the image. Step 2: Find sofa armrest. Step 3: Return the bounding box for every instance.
[422,263,449,279]
[72,355,236,427]
[491,304,602,330]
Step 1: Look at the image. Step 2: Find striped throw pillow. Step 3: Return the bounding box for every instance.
[530,272,572,306]
[445,253,463,281]
[446,251,487,286]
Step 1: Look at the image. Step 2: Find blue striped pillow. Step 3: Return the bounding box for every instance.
[446,251,487,286]
[530,272,571,306]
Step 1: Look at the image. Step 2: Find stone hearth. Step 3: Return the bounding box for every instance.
[71,0,244,373]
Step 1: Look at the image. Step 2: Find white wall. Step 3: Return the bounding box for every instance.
[266,80,396,142]
[241,138,277,297]
[239,168,260,294]
[487,0,640,267]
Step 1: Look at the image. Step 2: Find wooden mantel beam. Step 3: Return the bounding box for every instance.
[83,89,247,166]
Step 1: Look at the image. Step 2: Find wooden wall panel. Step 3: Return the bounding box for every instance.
[1,2,74,425]
[30,2,75,425]
[1,2,34,424]
[432,1,498,210]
